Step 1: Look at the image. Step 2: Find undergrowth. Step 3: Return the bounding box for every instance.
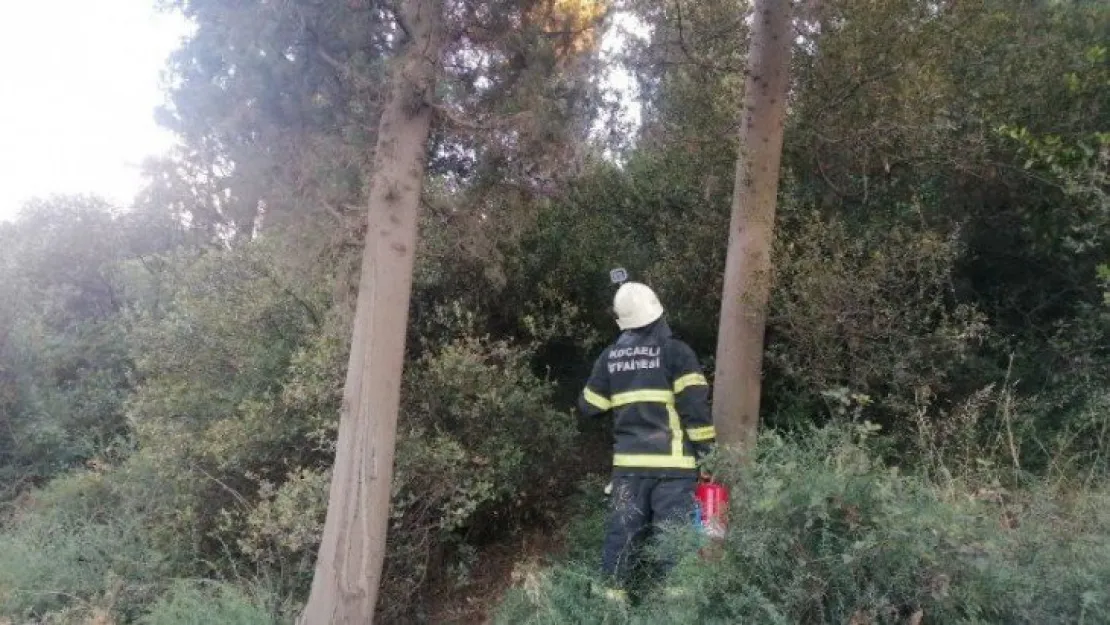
[0,469,286,624]
[6,423,1110,624]
[494,423,1110,625]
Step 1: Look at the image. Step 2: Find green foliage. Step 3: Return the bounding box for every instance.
[3,0,1110,621]
[496,425,1110,625]
[126,245,322,433]
[768,210,990,427]
[233,467,331,575]
[0,469,169,621]
[139,580,283,625]
[0,197,164,492]
[380,328,578,617]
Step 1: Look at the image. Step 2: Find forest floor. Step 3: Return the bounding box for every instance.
[427,521,573,624]
[427,432,611,624]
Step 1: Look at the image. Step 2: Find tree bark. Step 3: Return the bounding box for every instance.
[711,0,793,455]
[298,0,443,622]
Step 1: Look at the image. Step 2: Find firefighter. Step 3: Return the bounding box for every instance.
[578,281,716,605]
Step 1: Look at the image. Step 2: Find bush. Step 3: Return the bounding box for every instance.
[200,313,580,622]
[0,470,169,622]
[0,470,294,625]
[494,423,1110,624]
[139,580,282,625]
[378,330,578,620]
[767,212,988,424]
[3,233,584,623]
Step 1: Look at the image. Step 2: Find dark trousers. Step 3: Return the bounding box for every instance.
[600,474,696,586]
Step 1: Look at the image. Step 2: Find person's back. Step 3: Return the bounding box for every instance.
[578,281,715,603]
[585,318,712,475]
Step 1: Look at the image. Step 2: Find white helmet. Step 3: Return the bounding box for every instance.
[613,282,664,330]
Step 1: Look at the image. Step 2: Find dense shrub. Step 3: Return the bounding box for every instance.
[0,199,138,490]
[1,2,1108,622]
[495,424,1110,625]
[0,470,169,622]
[0,467,290,625]
[386,329,578,619]
[139,580,284,625]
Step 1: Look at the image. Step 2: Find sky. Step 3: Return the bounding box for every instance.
[0,1,193,222]
[594,11,648,158]
[0,3,640,224]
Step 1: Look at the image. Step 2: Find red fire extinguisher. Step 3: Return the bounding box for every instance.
[694,477,729,559]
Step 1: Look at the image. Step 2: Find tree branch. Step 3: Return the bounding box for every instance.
[320,199,352,223]
[383,0,414,43]
[671,0,748,75]
[816,155,850,198]
[430,102,484,131]
[250,258,323,327]
[293,3,379,91]
[428,101,536,134]
[812,66,904,121]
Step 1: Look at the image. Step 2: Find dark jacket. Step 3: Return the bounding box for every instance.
[578,319,715,476]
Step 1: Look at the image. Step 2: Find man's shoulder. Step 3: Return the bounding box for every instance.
[663,335,697,354]
[591,340,621,367]
[662,336,703,371]
[595,339,619,357]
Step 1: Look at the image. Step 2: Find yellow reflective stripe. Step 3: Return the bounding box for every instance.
[613,454,698,469]
[583,388,611,411]
[611,389,674,406]
[686,425,716,442]
[606,387,693,468]
[674,373,708,394]
[667,404,685,456]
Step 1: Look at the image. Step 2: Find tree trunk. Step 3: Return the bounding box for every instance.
[711,0,793,455]
[298,1,443,622]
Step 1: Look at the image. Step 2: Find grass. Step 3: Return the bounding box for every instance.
[4,423,1109,624]
[0,468,289,625]
[494,424,1110,624]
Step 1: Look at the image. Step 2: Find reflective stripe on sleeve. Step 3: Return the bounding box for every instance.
[685,425,716,442]
[583,387,611,411]
[674,373,708,394]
